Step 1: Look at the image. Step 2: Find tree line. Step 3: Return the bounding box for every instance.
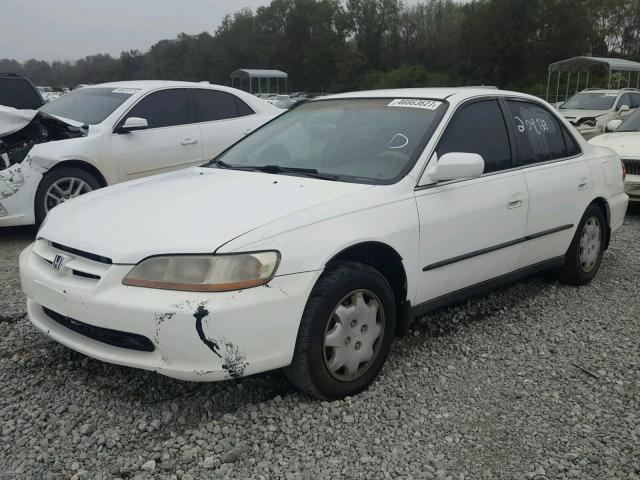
[2,0,640,96]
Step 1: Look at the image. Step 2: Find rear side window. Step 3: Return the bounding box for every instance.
[505,100,568,165]
[193,89,254,122]
[437,99,512,174]
[562,128,581,157]
[629,93,640,108]
[124,89,192,129]
[618,94,632,110]
[0,77,43,109]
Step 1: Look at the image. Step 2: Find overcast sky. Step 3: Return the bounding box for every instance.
[1,0,428,62]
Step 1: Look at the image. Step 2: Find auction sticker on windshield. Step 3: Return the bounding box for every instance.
[388,99,442,110]
[112,88,140,94]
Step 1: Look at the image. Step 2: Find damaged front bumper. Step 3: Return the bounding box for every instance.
[20,240,319,381]
[0,162,41,226]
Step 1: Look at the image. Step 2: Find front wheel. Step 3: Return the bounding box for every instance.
[34,167,101,226]
[555,203,606,285]
[285,261,396,400]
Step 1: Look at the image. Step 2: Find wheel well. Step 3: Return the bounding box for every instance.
[327,242,410,337]
[48,160,108,187]
[592,197,611,250]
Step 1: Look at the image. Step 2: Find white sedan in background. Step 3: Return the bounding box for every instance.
[0,81,279,226]
[589,110,640,202]
[20,88,627,399]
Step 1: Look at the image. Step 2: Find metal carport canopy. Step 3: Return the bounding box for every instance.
[548,56,640,73]
[230,69,288,94]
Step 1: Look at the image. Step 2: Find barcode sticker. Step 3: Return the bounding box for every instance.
[388,99,442,110]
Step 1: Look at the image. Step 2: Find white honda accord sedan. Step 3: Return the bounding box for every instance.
[20,88,628,399]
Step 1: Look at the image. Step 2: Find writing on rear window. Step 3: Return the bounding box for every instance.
[388,99,442,110]
[514,116,550,135]
[112,88,140,94]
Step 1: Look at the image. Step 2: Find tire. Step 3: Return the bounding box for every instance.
[34,167,101,226]
[285,261,396,400]
[555,203,606,286]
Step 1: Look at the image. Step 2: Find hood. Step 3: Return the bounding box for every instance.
[558,109,608,123]
[40,167,372,264]
[588,131,640,158]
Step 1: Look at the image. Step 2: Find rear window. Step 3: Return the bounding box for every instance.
[0,76,44,110]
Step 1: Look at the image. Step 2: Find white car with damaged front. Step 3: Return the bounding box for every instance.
[20,88,628,399]
[0,81,279,226]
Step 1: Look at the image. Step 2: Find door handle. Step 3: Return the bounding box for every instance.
[578,177,589,190]
[507,193,523,209]
[181,138,198,146]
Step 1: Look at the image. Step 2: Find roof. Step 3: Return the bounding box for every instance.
[231,69,288,79]
[548,56,640,73]
[323,87,533,101]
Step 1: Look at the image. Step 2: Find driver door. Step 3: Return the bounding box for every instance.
[110,88,203,181]
[414,98,528,305]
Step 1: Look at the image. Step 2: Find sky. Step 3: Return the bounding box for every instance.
[1,0,431,62]
[0,0,273,62]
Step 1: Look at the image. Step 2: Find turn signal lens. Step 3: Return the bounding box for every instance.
[122,251,280,292]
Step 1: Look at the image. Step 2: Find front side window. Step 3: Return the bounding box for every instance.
[630,94,640,108]
[194,89,254,122]
[40,87,134,125]
[560,92,616,111]
[617,94,631,110]
[505,100,568,165]
[437,99,512,174]
[122,89,191,129]
[208,98,447,184]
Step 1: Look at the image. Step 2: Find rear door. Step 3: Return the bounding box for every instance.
[193,89,263,160]
[414,98,529,304]
[111,88,203,181]
[502,99,592,267]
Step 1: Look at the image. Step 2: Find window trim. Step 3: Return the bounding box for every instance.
[501,97,583,168]
[112,87,197,134]
[191,88,255,124]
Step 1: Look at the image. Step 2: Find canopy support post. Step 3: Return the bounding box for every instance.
[617,70,621,89]
[545,71,551,101]
[608,70,612,89]
[555,72,561,104]
[565,72,571,101]
[586,72,590,89]
[576,72,580,94]
[627,72,631,88]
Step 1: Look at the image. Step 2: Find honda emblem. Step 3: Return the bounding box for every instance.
[52,254,66,270]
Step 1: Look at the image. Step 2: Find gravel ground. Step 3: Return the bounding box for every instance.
[1,211,638,480]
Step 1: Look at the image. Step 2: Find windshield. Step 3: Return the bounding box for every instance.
[40,87,135,125]
[561,92,617,111]
[208,98,446,184]
[617,109,640,132]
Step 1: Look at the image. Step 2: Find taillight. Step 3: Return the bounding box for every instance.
[621,159,627,182]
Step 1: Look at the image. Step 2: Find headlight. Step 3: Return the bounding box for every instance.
[122,251,280,292]
[578,117,596,127]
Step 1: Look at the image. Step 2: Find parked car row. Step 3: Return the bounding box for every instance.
[15,86,628,398]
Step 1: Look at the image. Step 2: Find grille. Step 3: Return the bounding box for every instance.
[50,242,113,265]
[43,307,155,352]
[622,159,640,176]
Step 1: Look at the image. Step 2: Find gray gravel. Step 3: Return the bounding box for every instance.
[1,211,639,480]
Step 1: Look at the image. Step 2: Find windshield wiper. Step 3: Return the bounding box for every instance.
[249,164,338,181]
[207,160,338,181]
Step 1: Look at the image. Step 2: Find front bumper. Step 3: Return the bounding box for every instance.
[20,240,320,381]
[0,163,41,226]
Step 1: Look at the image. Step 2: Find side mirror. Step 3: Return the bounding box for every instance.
[605,119,623,132]
[116,117,148,133]
[431,152,485,182]
[618,104,630,113]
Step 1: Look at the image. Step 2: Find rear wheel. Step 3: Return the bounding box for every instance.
[35,167,101,226]
[285,262,396,400]
[555,203,606,285]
